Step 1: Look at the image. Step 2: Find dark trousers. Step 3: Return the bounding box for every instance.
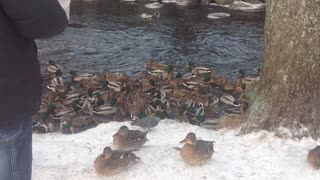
[0,118,32,180]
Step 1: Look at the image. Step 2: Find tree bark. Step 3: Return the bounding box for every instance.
[244,0,320,139]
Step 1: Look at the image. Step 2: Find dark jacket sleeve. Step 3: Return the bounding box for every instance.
[0,0,68,39]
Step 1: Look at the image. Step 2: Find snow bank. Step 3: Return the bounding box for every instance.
[33,119,320,180]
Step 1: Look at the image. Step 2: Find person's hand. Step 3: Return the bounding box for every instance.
[58,0,71,20]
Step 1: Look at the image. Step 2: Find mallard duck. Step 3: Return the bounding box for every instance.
[170,88,190,99]
[206,77,227,87]
[221,82,236,92]
[103,70,122,82]
[113,125,148,151]
[308,145,320,169]
[121,80,141,94]
[47,83,67,94]
[220,94,240,107]
[55,107,75,118]
[152,105,167,119]
[149,69,168,80]
[239,94,249,114]
[93,104,117,115]
[145,59,167,71]
[242,77,258,85]
[111,97,131,121]
[70,115,95,129]
[180,132,215,165]
[238,69,258,85]
[182,72,196,80]
[182,81,202,90]
[168,75,183,89]
[186,61,211,76]
[204,95,219,108]
[62,93,82,105]
[50,75,64,86]
[94,147,140,176]
[192,67,211,76]
[203,99,216,116]
[193,103,205,124]
[79,79,104,92]
[200,118,219,130]
[235,78,244,94]
[142,79,156,89]
[70,70,96,82]
[33,110,58,133]
[47,60,62,73]
[188,92,208,105]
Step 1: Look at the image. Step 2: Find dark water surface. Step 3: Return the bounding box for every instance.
[37,0,265,77]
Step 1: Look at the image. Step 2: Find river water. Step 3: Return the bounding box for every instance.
[37,0,265,78]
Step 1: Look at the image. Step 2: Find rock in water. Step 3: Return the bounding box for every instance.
[145,2,163,9]
[131,116,161,129]
[140,13,153,19]
[229,1,266,11]
[207,12,231,19]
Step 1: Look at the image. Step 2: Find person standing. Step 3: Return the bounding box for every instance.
[0,0,68,179]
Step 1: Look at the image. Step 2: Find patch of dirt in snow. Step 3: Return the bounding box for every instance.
[32,120,320,180]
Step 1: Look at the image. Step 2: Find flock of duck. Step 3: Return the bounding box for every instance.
[94,125,215,176]
[35,59,320,175]
[33,59,257,134]
[95,125,320,176]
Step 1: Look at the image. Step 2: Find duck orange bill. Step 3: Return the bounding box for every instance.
[179,138,187,143]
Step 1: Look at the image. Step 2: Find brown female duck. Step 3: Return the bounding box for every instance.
[145,59,167,71]
[113,125,148,151]
[94,147,140,176]
[307,145,320,169]
[180,132,215,165]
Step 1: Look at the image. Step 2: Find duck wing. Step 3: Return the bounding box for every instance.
[129,130,148,138]
[111,150,139,162]
[316,146,320,163]
[196,140,214,154]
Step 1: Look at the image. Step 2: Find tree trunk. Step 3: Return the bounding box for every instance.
[244,0,320,139]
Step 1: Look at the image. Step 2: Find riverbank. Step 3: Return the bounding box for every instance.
[33,119,320,180]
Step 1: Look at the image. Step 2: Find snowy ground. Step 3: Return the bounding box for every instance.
[33,119,320,180]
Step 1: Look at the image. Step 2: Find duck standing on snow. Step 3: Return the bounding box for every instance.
[113,125,148,151]
[308,145,320,169]
[179,132,215,165]
[94,147,140,176]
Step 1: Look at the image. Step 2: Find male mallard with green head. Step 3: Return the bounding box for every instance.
[47,60,62,74]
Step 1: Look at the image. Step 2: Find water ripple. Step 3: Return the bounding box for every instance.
[37,0,265,77]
